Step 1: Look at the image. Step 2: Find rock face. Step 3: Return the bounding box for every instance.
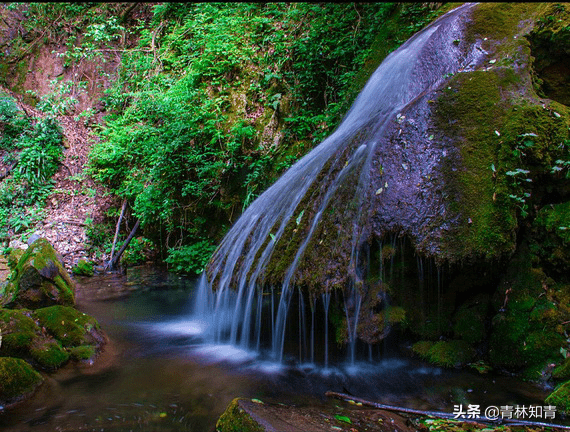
[1,238,75,308]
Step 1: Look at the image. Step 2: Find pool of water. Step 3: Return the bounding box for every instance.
[0,266,557,431]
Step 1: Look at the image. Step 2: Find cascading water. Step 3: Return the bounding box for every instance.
[192,3,485,366]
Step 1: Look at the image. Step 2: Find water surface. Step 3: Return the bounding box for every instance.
[0,266,554,431]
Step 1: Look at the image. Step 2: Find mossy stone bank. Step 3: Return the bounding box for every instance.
[0,238,106,408]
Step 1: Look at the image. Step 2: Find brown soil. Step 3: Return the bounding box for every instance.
[1,83,116,270]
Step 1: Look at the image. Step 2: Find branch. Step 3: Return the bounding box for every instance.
[108,219,140,271]
[325,391,570,429]
[107,199,127,270]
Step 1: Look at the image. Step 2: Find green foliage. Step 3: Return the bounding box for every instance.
[0,93,63,240]
[72,259,94,276]
[119,237,153,267]
[165,241,217,275]
[85,220,112,248]
[545,380,570,413]
[0,94,31,150]
[28,79,85,116]
[88,3,397,256]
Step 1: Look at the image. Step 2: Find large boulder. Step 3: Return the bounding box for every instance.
[0,238,75,308]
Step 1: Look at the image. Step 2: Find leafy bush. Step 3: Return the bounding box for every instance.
[0,94,30,150]
[72,259,95,276]
[119,236,154,267]
[88,3,402,256]
[0,94,63,239]
[165,241,217,275]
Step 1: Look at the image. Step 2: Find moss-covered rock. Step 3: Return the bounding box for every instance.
[33,305,102,348]
[553,358,570,381]
[452,294,490,344]
[6,248,25,270]
[413,340,475,368]
[1,238,75,309]
[216,398,265,432]
[69,344,96,362]
[0,308,42,357]
[29,339,70,370]
[488,243,569,378]
[545,380,570,414]
[530,202,570,279]
[0,357,43,404]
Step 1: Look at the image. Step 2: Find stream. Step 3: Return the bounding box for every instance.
[0,266,556,431]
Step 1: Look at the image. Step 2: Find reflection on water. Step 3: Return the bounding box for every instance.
[0,266,554,431]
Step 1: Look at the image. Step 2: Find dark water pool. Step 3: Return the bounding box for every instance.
[0,266,558,431]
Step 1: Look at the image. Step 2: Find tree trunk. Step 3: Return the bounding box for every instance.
[108,219,140,271]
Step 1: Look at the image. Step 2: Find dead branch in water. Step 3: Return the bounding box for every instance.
[325,391,570,430]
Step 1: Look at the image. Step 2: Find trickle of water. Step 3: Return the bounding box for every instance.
[192,3,484,366]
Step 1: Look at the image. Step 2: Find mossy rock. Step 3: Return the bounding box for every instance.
[553,358,570,381]
[0,308,42,357]
[6,248,25,270]
[1,238,75,309]
[412,340,435,358]
[216,398,265,432]
[452,294,489,344]
[531,202,570,279]
[414,340,475,368]
[69,344,96,362]
[29,339,70,370]
[489,243,569,374]
[71,259,94,277]
[545,380,570,414]
[0,357,43,404]
[357,306,407,344]
[33,305,102,348]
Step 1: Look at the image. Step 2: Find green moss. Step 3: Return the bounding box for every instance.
[531,202,570,278]
[452,295,489,344]
[71,259,95,277]
[545,380,570,414]
[527,3,570,105]
[436,70,518,261]
[489,244,568,374]
[216,398,265,432]
[434,2,570,264]
[33,305,99,347]
[6,248,25,270]
[412,340,435,358]
[466,3,540,45]
[553,358,570,381]
[0,357,43,402]
[30,339,69,370]
[0,309,41,356]
[69,344,96,361]
[415,340,475,368]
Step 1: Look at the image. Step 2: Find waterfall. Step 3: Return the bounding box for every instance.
[192,3,484,366]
